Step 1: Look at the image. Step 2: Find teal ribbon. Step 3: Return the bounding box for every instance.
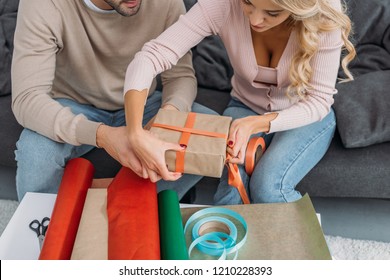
[184,207,248,260]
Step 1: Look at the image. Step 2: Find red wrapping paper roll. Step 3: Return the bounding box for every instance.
[39,158,94,260]
[107,167,160,260]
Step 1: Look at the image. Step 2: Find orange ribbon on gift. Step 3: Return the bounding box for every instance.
[151,112,227,173]
[152,112,266,204]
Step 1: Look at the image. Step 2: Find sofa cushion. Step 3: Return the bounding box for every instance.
[0,0,19,96]
[333,0,390,148]
[0,95,23,167]
[183,0,233,92]
[297,131,390,199]
[333,71,390,148]
[183,0,196,11]
[193,36,234,91]
[340,0,390,76]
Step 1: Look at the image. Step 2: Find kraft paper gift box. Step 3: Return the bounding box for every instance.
[150,109,232,177]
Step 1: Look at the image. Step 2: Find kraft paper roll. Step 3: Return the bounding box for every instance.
[157,190,189,260]
[107,167,160,260]
[39,157,94,260]
[181,194,332,260]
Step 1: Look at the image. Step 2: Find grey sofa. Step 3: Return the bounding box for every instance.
[1,0,389,202]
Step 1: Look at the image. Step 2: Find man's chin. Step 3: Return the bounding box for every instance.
[120,0,141,15]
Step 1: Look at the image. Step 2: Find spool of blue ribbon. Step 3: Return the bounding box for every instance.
[184,207,248,260]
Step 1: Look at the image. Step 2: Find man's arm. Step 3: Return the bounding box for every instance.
[11,0,100,146]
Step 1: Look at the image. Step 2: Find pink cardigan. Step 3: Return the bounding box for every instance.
[125,0,343,133]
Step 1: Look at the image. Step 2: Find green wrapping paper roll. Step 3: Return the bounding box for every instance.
[158,190,189,260]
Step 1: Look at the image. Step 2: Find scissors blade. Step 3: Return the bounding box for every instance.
[38,235,45,250]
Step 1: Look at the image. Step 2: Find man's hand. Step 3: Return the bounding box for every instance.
[96,123,184,182]
[96,124,144,176]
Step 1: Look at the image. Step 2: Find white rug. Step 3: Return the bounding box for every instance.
[325,235,390,260]
[1,199,390,260]
[0,199,19,236]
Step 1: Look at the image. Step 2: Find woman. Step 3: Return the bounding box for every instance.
[123,0,356,204]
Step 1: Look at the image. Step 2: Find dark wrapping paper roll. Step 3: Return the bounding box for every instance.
[107,167,160,260]
[158,190,189,260]
[39,158,94,260]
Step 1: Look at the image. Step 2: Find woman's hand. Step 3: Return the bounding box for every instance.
[226,113,277,164]
[226,116,257,165]
[126,128,185,182]
[113,88,185,182]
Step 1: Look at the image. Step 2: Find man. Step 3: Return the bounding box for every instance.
[12,0,211,201]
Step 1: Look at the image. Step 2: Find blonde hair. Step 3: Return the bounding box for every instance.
[272,0,356,98]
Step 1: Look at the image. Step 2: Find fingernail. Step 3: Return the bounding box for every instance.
[228,141,234,147]
[180,144,187,149]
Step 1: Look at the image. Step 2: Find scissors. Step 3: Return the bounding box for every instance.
[29,217,50,250]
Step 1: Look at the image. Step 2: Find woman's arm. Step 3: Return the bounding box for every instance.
[122,1,231,180]
[269,28,342,133]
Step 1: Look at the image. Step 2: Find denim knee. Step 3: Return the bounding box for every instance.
[15,128,93,201]
[15,130,65,200]
[248,113,336,204]
[249,169,302,203]
[192,102,219,115]
[157,174,203,201]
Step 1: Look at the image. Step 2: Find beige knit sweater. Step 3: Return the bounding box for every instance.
[12,0,196,146]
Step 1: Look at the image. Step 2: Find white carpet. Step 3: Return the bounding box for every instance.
[1,199,390,260]
[325,235,390,260]
[0,199,19,236]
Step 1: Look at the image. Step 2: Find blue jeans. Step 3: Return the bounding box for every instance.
[214,98,336,204]
[15,91,217,201]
